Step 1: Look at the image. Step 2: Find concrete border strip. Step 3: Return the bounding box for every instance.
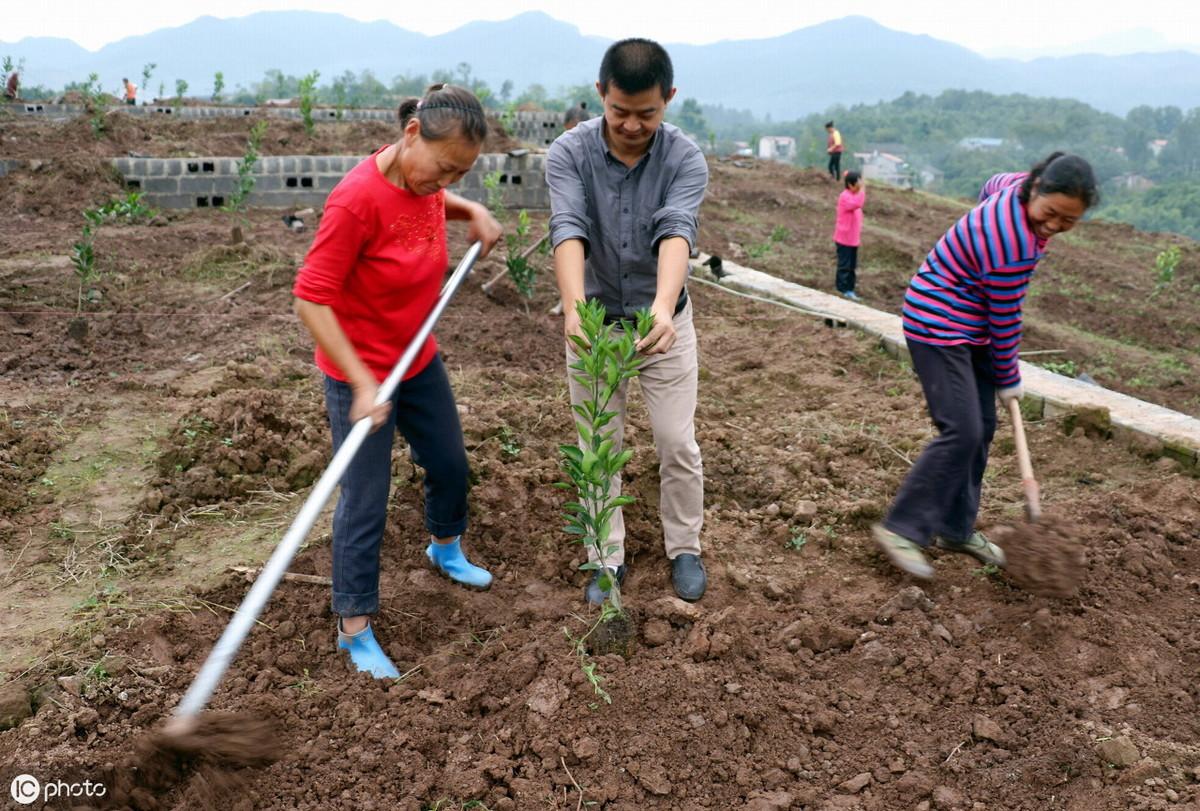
[690,253,1200,469]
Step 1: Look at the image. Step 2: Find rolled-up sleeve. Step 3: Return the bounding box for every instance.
[546,141,592,257]
[651,147,708,253]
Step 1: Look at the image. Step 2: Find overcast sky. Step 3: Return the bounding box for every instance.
[12,0,1200,55]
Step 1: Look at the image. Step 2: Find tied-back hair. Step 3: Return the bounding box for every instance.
[1019,151,1099,209]
[397,83,488,144]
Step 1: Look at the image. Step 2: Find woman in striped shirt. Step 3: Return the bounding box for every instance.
[873,152,1098,579]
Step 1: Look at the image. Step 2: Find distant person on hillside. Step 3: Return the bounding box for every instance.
[547,37,710,604]
[563,101,590,130]
[4,71,18,101]
[292,84,502,679]
[825,120,844,180]
[872,152,1098,580]
[833,170,866,300]
[123,78,137,106]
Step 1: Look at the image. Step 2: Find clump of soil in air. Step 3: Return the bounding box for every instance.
[995,516,1086,598]
[104,712,281,810]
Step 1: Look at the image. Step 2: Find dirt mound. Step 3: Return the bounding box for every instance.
[0,111,525,162]
[995,516,1086,598]
[0,409,60,521]
[143,372,326,518]
[0,156,125,215]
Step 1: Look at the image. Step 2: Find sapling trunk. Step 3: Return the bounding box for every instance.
[559,299,654,659]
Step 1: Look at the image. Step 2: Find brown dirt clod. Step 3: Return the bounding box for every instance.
[996,515,1086,598]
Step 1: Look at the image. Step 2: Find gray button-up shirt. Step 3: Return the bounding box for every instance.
[546,117,708,320]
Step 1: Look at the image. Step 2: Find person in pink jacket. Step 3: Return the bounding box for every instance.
[833,170,866,300]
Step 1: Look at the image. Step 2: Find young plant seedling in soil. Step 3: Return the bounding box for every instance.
[68,208,105,339]
[81,73,107,138]
[141,63,155,98]
[212,71,224,103]
[482,169,505,220]
[298,70,320,137]
[223,120,269,242]
[505,209,539,301]
[559,300,654,667]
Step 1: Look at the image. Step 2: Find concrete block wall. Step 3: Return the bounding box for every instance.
[111,152,550,210]
[505,111,566,147]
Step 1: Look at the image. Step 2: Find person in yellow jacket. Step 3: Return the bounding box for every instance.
[825,120,844,180]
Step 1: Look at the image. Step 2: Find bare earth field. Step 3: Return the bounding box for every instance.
[1,113,1199,811]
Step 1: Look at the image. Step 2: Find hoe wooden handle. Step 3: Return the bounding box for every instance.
[1007,398,1041,522]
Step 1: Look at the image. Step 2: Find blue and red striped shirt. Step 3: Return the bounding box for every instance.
[902,172,1046,387]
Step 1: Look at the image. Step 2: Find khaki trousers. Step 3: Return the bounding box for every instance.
[565,300,704,566]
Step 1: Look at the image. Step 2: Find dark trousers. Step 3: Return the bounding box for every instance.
[828,152,842,179]
[883,340,997,547]
[835,242,858,293]
[324,355,469,615]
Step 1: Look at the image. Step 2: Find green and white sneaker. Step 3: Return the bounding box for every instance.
[872,524,934,579]
[935,531,1006,568]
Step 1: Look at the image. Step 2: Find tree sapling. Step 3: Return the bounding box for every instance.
[559,300,654,667]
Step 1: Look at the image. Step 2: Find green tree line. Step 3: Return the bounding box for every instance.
[701,89,1200,239]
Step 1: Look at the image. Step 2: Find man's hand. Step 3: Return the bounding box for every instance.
[997,383,1025,405]
[636,302,677,355]
[466,204,503,258]
[563,303,586,345]
[350,381,392,433]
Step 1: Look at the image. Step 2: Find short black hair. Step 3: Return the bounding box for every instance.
[825,121,835,129]
[844,170,861,189]
[598,38,673,99]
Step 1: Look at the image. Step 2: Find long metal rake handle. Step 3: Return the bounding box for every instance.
[173,241,483,721]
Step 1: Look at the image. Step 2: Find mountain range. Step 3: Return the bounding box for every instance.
[4,12,1200,118]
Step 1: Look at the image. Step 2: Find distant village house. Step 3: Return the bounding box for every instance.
[853,149,940,189]
[957,137,1005,151]
[757,135,797,163]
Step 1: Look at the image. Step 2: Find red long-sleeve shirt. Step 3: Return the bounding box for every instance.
[292,147,447,383]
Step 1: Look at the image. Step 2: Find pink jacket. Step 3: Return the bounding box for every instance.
[833,188,865,247]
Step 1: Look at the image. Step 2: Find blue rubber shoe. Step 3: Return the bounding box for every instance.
[337,622,400,679]
[426,536,493,589]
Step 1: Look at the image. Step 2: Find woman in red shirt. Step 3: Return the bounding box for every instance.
[293,84,501,678]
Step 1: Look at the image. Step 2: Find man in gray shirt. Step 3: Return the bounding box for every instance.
[547,38,709,604]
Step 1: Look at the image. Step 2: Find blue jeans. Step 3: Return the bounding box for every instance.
[325,355,469,616]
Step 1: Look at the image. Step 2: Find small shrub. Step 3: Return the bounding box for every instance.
[174,79,188,106]
[559,300,655,611]
[482,170,504,219]
[1153,245,1181,295]
[224,120,269,215]
[505,209,538,299]
[81,73,107,138]
[298,70,320,137]
[212,71,224,103]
